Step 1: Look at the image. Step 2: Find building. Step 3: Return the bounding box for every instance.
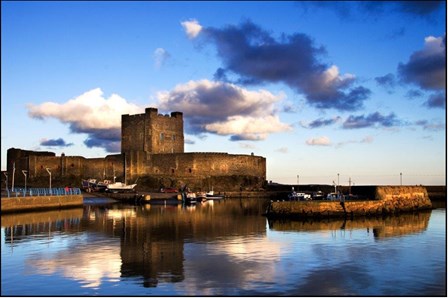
[6,108,266,191]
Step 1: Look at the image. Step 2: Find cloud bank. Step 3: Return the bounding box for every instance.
[398,35,446,91]
[157,79,291,141]
[184,20,371,111]
[342,112,400,129]
[27,88,142,152]
[302,1,444,20]
[398,35,446,109]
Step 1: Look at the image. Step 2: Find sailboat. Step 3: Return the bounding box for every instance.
[106,181,137,192]
[106,155,137,192]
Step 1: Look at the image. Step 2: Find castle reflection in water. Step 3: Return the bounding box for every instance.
[2,198,433,288]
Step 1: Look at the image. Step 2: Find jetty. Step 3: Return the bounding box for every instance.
[265,186,433,219]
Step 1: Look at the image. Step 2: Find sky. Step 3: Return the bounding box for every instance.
[1,1,446,186]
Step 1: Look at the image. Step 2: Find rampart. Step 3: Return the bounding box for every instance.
[266,186,433,218]
[7,149,266,191]
[7,148,124,185]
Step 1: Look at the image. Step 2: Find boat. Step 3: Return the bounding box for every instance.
[96,179,112,192]
[81,179,97,192]
[287,189,311,201]
[106,181,137,192]
[182,192,197,204]
[204,190,225,200]
[82,178,112,192]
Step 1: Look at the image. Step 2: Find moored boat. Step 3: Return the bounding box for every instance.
[106,181,137,192]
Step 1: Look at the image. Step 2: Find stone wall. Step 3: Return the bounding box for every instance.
[126,151,266,191]
[7,148,124,186]
[1,195,83,213]
[267,186,433,218]
[7,148,265,191]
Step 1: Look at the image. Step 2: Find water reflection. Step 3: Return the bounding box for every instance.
[1,198,445,296]
[268,211,432,240]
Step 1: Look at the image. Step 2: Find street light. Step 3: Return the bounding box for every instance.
[400,172,402,186]
[3,172,8,192]
[45,167,52,189]
[22,170,28,193]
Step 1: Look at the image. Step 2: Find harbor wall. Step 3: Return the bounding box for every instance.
[1,195,84,213]
[266,186,432,218]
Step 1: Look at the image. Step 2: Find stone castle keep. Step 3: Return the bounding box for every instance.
[7,108,267,191]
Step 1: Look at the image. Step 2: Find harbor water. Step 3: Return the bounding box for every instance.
[1,198,446,296]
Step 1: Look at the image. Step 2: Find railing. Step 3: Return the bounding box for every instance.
[2,187,82,198]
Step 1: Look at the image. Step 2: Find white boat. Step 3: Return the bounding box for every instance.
[288,191,311,201]
[106,181,137,192]
[183,192,197,204]
[204,190,225,200]
[196,190,224,200]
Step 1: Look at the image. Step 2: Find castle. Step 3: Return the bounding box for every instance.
[6,108,266,191]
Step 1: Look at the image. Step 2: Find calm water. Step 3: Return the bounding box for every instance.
[1,198,446,296]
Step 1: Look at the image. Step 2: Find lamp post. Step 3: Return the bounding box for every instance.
[22,170,28,193]
[45,167,52,189]
[3,172,8,192]
[297,175,299,191]
[348,177,352,195]
[400,172,402,186]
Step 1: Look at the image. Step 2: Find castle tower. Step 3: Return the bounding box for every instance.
[121,107,184,154]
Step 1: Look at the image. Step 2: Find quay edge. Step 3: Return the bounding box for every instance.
[1,195,83,214]
[265,186,434,219]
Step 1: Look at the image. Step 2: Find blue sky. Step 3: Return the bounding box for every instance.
[2,1,446,186]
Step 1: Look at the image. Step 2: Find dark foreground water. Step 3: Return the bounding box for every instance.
[1,198,446,296]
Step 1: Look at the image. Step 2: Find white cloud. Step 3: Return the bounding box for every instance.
[205,115,290,140]
[181,19,203,39]
[27,88,142,131]
[306,136,331,146]
[153,47,170,69]
[321,65,355,89]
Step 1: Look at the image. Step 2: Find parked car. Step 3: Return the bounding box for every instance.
[160,187,178,193]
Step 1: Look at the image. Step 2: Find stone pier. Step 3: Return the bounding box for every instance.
[1,195,84,213]
[266,186,433,219]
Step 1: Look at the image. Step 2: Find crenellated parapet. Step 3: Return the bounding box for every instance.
[122,107,184,154]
